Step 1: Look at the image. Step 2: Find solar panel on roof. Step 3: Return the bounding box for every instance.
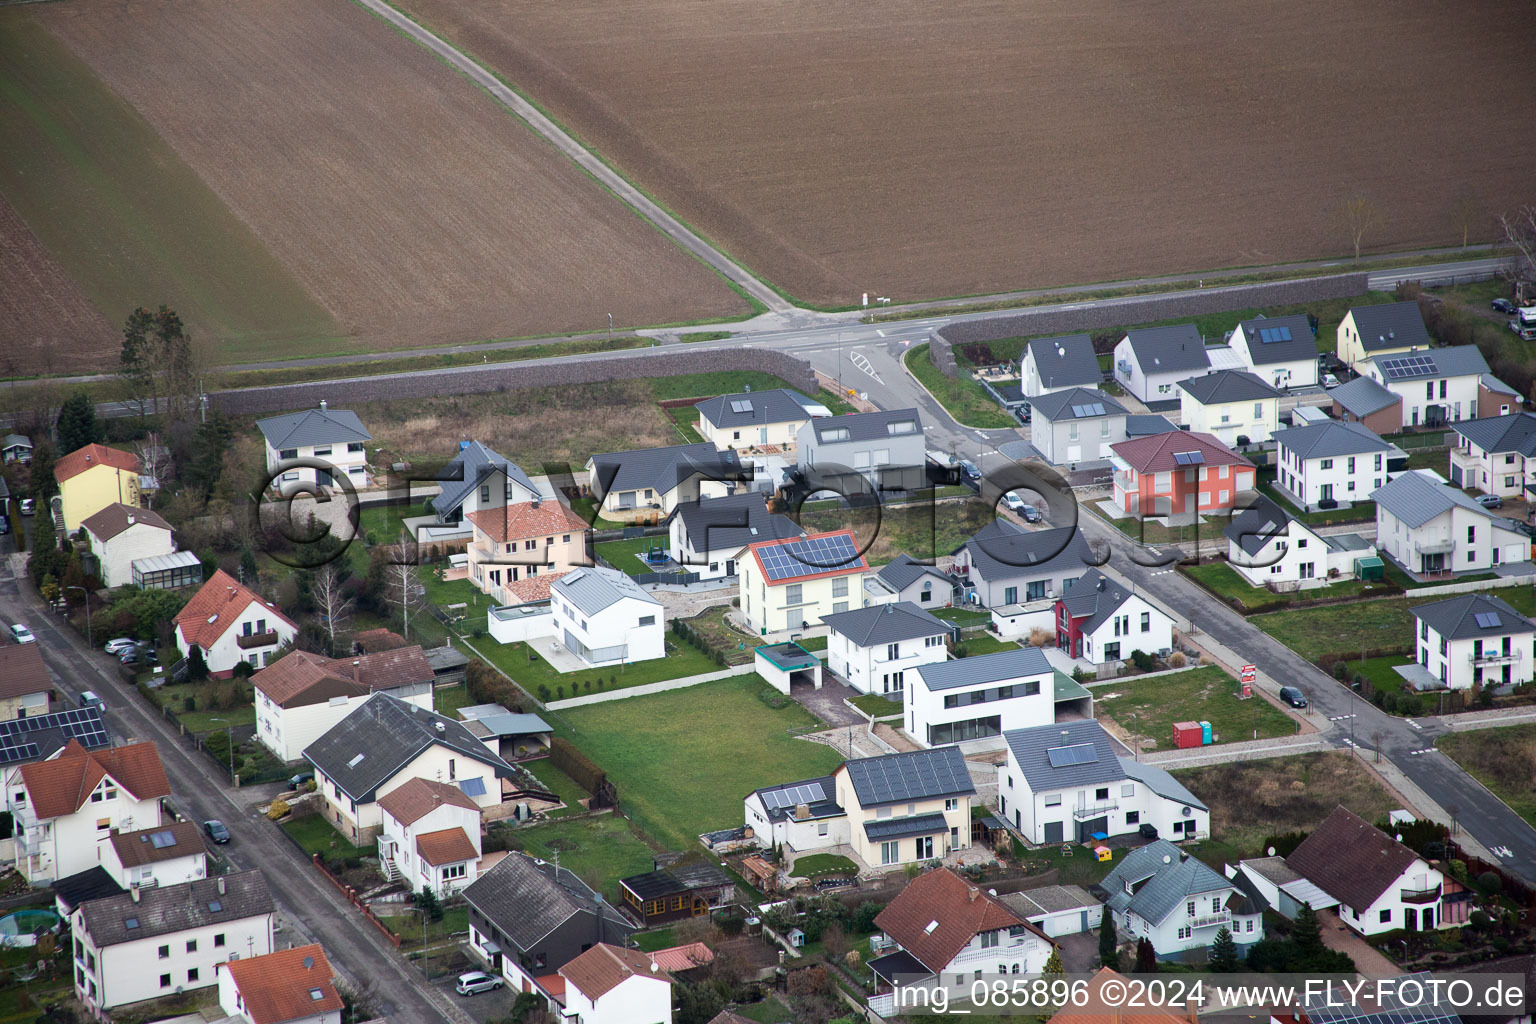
[729,399,753,414]
[1172,451,1205,466]
[1046,743,1098,767]
[1474,611,1502,629]
[759,533,861,581]
[148,830,178,849]
[1258,326,1293,344]
[1071,403,1106,418]
[1380,355,1437,380]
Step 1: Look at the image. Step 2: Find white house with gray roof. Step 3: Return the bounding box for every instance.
[995,719,1208,846]
[1028,388,1129,465]
[667,492,800,580]
[1021,334,1103,397]
[1370,471,1530,576]
[798,408,925,492]
[1055,569,1173,665]
[257,403,371,494]
[550,567,664,667]
[1450,412,1536,497]
[1361,345,1489,429]
[1337,300,1432,369]
[1224,495,1377,588]
[822,601,950,696]
[906,648,1069,749]
[951,522,1096,608]
[585,442,741,519]
[1229,314,1319,389]
[996,884,1102,938]
[1113,325,1211,403]
[1412,592,1536,692]
[1271,419,1402,509]
[865,553,961,608]
[743,774,848,854]
[1177,371,1281,446]
[694,389,821,450]
[1102,840,1262,961]
[427,441,542,526]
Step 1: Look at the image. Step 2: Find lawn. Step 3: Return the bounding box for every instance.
[798,496,994,565]
[281,814,367,859]
[1252,588,1536,664]
[1173,751,1397,853]
[1255,481,1376,527]
[417,566,485,619]
[501,814,657,901]
[932,607,993,628]
[790,853,858,877]
[905,344,1015,429]
[954,633,1018,658]
[567,496,629,530]
[1181,559,1395,612]
[1438,724,1536,828]
[149,682,255,733]
[1091,666,1295,750]
[465,633,723,702]
[521,756,592,817]
[376,906,469,955]
[595,535,670,577]
[677,606,758,665]
[357,501,431,545]
[1106,511,1220,546]
[563,676,843,848]
[665,404,706,444]
[849,693,903,719]
[433,684,472,717]
[728,998,796,1024]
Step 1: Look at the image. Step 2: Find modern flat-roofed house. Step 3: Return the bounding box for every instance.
[559,943,673,1024]
[465,499,591,606]
[950,522,1094,608]
[1177,371,1281,446]
[1370,471,1530,576]
[1329,375,1405,434]
[907,648,1068,748]
[54,443,141,535]
[1337,301,1432,370]
[1411,592,1536,693]
[257,403,371,494]
[1109,430,1255,517]
[822,602,949,697]
[1028,389,1129,465]
[1286,805,1450,936]
[996,719,1207,845]
[218,944,344,1024]
[586,442,741,521]
[1113,325,1210,403]
[798,408,925,492]
[743,774,848,854]
[1223,495,1379,588]
[694,389,818,450]
[1451,412,1536,496]
[1360,345,1489,429]
[252,646,436,762]
[0,642,52,720]
[1102,841,1262,961]
[739,529,869,635]
[427,441,543,526]
[1054,569,1173,665]
[1271,419,1400,509]
[1021,335,1102,398]
[174,571,299,677]
[80,504,178,590]
[1229,314,1319,389]
[667,492,800,580]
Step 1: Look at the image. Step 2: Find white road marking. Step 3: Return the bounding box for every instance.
[1329,714,1356,722]
[876,329,886,337]
[1408,747,1439,756]
[1492,845,1513,859]
[1406,719,1422,730]
[851,352,883,384]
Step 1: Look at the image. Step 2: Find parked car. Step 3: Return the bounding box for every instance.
[9,624,35,644]
[18,498,33,516]
[958,459,982,481]
[79,691,106,713]
[1019,504,1043,523]
[202,820,231,844]
[1493,298,1517,314]
[120,646,158,666]
[456,972,504,997]
[1476,494,1503,508]
[289,771,314,790]
[1003,491,1028,513]
[1321,373,1340,388]
[103,637,139,655]
[1278,686,1308,708]
[0,515,8,535]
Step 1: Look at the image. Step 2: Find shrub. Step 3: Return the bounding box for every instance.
[266,799,290,821]
[233,661,255,680]
[1478,871,1503,894]
[183,696,197,713]
[1332,662,1348,680]
[549,736,606,793]
[1167,651,1186,668]
[537,684,551,702]
[852,901,883,933]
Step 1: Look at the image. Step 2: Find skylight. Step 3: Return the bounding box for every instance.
[923,920,939,934]
[310,989,325,1001]
[348,753,365,768]
[124,917,139,930]
[209,900,223,912]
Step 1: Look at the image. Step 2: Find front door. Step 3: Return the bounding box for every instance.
[724,559,735,576]
[317,467,333,488]
[914,836,933,860]
[760,427,768,444]
[1320,483,1333,501]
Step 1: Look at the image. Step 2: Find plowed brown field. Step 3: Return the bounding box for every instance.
[33,0,746,354]
[0,195,116,375]
[393,0,1536,307]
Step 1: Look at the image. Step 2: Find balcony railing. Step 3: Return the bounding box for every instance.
[1072,801,1119,820]
[1470,649,1520,665]
[1400,885,1441,904]
[1414,539,1455,556]
[236,630,280,650]
[1188,911,1230,929]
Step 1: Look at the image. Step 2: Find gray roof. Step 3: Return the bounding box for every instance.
[1367,344,1489,381]
[1177,370,1280,406]
[1235,314,1317,366]
[1329,374,1401,417]
[1223,495,1300,558]
[1481,374,1521,397]
[1029,388,1128,423]
[2,434,31,449]
[1117,758,1207,810]
[1102,840,1233,925]
[1059,569,1138,633]
[820,601,948,646]
[256,407,371,449]
[1348,301,1432,352]
[1370,472,1498,529]
[430,441,541,517]
[553,566,661,615]
[588,442,741,498]
[425,645,470,672]
[670,492,802,553]
[303,693,514,803]
[863,812,950,841]
[1241,856,1302,886]
[78,870,272,948]
[1124,415,1178,438]
[465,712,553,738]
[749,775,842,822]
[1026,335,1102,390]
[957,521,1094,585]
[998,884,1100,919]
[1122,324,1210,375]
[1453,413,1536,457]
[1410,592,1536,642]
[841,745,975,808]
[694,389,815,430]
[1003,719,1124,791]
[876,553,956,594]
[913,647,1051,692]
[1272,419,1397,461]
[461,852,635,955]
[806,408,922,445]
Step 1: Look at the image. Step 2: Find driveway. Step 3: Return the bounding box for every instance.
[791,676,865,728]
[1318,910,1402,976]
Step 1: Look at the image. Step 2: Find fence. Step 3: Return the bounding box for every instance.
[310,854,403,948]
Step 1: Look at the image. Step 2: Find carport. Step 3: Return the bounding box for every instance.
[754,642,822,694]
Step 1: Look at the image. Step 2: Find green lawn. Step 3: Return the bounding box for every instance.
[417,567,485,620]
[1181,559,1395,612]
[433,684,472,717]
[665,404,706,444]
[376,906,469,952]
[728,998,795,1024]
[521,756,591,816]
[1256,481,1375,527]
[798,497,994,565]
[568,496,629,530]
[1253,588,1536,663]
[797,634,828,652]
[281,815,367,859]
[849,693,903,719]
[905,344,1016,428]
[501,814,657,901]
[595,535,669,577]
[790,853,858,877]
[1106,512,1220,546]
[1092,665,1295,749]
[932,607,992,627]
[677,606,758,665]
[563,677,842,848]
[150,682,255,733]
[465,633,723,701]
[1438,724,1536,828]
[358,501,431,545]
[954,633,1018,657]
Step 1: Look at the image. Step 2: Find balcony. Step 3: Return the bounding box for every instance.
[236,630,280,650]
[1413,538,1455,556]
[1470,648,1520,666]
[1072,801,1119,820]
[1449,447,1482,479]
[1188,911,1230,929]
[1400,884,1442,904]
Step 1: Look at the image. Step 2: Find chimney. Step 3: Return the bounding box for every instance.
[435,721,445,734]
[320,399,327,411]
[794,803,809,821]
[968,887,979,902]
[218,877,227,895]
[127,513,134,525]
[130,884,141,902]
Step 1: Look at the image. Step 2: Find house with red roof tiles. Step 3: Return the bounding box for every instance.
[465,499,590,607]
[53,443,141,534]
[1108,430,1255,518]
[174,570,298,677]
[558,943,672,1024]
[376,777,483,896]
[252,646,436,761]
[219,944,343,1024]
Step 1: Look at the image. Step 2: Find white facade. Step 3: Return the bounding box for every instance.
[1274,444,1390,508]
[265,441,367,494]
[1072,594,1173,665]
[667,516,747,581]
[6,769,164,885]
[314,744,501,843]
[550,587,665,668]
[379,799,482,896]
[1363,363,1480,429]
[562,969,672,1024]
[1117,885,1261,961]
[828,630,947,697]
[1334,862,1449,937]
[87,519,175,589]
[1415,620,1535,693]
[176,605,297,676]
[256,684,434,764]
[905,657,1057,748]
[1179,393,1279,446]
[1228,517,1367,589]
[742,793,851,853]
[996,763,1208,847]
[870,920,1053,1016]
[1113,337,1204,403]
[1229,324,1319,390]
[98,839,206,891]
[1376,503,1529,576]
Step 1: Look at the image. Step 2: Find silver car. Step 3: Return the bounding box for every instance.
[456,971,504,996]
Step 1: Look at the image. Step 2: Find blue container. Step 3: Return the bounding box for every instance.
[1200,721,1213,745]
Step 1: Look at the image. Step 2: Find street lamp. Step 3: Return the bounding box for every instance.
[65,586,91,646]
[208,717,236,786]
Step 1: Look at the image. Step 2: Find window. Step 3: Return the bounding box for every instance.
[945,798,959,811]
[313,445,332,457]
[833,601,849,613]
[785,584,803,604]
[1178,925,1192,940]
[1044,794,1062,807]
[832,577,849,599]
[1187,901,1196,918]
[818,822,829,836]
[160,974,171,989]
[1095,787,1109,801]
[1068,422,1079,441]
[1253,402,1263,419]
[1101,419,1111,438]
[1348,457,1356,473]
[186,939,197,953]
[671,896,686,911]
[443,863,467,880]
[279,448,298,460]
[158,945,169,959]
[480,485,491,503]
[187,969,200,983]
[925,635,943,648]
[1320,458,1333,470]
[1246,920,1255,933]
[1126,811,1139,824]
[1122,783,1135,797]
[1380,909,1391,923]
[1140,611,1150,631]
[1003,586,1018,605]
[881,841,899,865]
[1468,525,1476,544]
[214,934,225,948]
[1375,454,1383,470]
[980,931,999,948]
[638,615,656,627]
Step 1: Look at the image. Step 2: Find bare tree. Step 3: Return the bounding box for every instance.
[1371,729,1384,763]
[386,530,423,641]
[1498,205,1536,302]
[1336,196,1385,260]
[1451,195,1480,249]
[312,562,354,657]
[134,432,169,509]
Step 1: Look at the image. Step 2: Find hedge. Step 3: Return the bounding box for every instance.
[549,737,605,794]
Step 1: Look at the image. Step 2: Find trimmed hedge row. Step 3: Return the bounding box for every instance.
[549,737,605,794]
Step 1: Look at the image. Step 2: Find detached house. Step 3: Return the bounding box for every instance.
[694,389,817,450]
[1176,371,1281,446]
[1228,314,1319,390]
[427,441,543,526]
[376,777,483,896]
[586,443,741,520]
[465,499,591,605]
[54,443,141,535]
[667,492,799,581]
[303,693,515,843]
[1411,592,1536,693]
[618,860,736,926]
[1271,419,1401,509]
[6,740,170,884]
[1360,345,1489,428]
[743,774,848,856]
[559,943,673,1024]
[1337,300,1432,370]
[1287,806,1451,935]
[252,646,436,762]
[798,408,926,492]
[740,529,869,635]
[1027,388,1129,466]
[996,719,1208,845]
[1330,375,1405,435]
[0,642,52,720]
[1224,495,1379,588]
[1451,412,1536,497]
[71,871,274,1012]
[907,648,1071,748]
[80,504,180,590]
[98,821,207,891]
[821,601,950,697]
[550,567,666,667]
[219,944,343,1024]
[1022,334,1103,398]
[1370,472,1530,576]
[174,570,299,676]
[1113,325,1210,403]
[1055,569,1173,664]
[869,867,1053,1016]
[865,553,960,608]
[951,522,1095,608]
[1109,430,1255,518]
[1102,841,1262,961]
[2,434,32,464]
[837,746,977,869]
[257,403,371,494]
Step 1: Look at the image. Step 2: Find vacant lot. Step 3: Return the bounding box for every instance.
[1438,724,1536,829]
[799,496,995,565]
[1094,666,1295,750]
[394,0,1535,306]
[11,0,743,371]
[1253,588,1536,664]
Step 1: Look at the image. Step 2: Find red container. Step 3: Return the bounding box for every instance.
[1172,721,1203,749]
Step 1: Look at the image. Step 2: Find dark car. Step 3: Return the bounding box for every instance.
[959,459,982,481]
[1278,686,1308,708]
[1493,298,1517,314]
[1138,823,1159,840]
[203,820,231,844]
[1020,504,1043,523]
[289,771,314,790]
[120,647,158,666]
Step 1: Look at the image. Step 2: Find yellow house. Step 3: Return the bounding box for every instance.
[833,746,975,869]
[1336,300,1433,369]
[54,443,141,535]
[740,529,868,635]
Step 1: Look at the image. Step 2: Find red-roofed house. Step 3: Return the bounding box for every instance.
[175,571,298,677]
[466,501,590,607]
[739,530,869,635]
[557,943,672,1024]
[252,647,435,761]
[1109,430,1255,517]
[219,944,343,1024]
[5,740,171,883]
[869,867,1053,1016]
[376,777,483,895]
[54,443,141,534]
